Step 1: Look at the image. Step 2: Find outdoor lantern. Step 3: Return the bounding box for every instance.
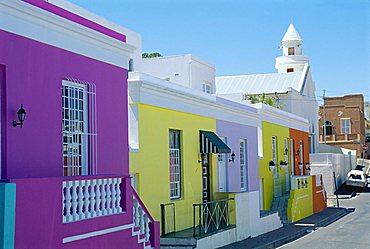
[296,149,300,156]
[198,153,206,163]
[12,104,26,129]
[284,148,288,155]
[229,152,236,163]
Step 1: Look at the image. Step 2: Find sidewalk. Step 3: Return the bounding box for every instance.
[219,207,350,249]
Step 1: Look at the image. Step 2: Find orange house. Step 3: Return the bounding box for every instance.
[312,175,327,213]
[289,128,310,176]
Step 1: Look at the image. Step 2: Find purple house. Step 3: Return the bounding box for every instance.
[0,0,159,248]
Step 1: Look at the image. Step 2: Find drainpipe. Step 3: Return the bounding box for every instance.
[188,58,192,88]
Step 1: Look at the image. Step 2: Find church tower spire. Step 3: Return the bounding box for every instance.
[275,22,309,73]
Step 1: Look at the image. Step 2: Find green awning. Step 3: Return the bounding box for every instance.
[200,130,231,154]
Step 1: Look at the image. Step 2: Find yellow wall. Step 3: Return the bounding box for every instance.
[130,103,223,232]
[259,121,290,210]
[287,176,314,222]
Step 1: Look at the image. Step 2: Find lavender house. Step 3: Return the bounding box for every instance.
[0,0,158,248]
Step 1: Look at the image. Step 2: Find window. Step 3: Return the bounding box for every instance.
[202,82,212,94]
[288,47,294,55]
[240,139,247,190]
[324,121,333,135]
[272,137,277,165]
[62,82,88,176]
[341,119,351,134]
[287,68,294,73]
[128,59,134,72]
[169,130,181,199]
[62,80,96,177]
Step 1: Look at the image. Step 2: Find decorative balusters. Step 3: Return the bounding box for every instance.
[84,179,91,219]
[96,179,102,216]
[91,179,97,217]
[102,179,107,215]
[116,178,122,213]
[132,196,151,243]
[144,215,150,241]
[62,181,67,223]
[62,177,123,223]
[106,179,112,214]
[78,180,84,220]
[72,181,79,221]
[111,178,117,213]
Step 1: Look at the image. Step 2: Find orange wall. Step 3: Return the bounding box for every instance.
[289,128,310,176]
[312,175,327,213]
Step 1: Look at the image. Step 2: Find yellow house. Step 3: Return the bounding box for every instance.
[259,121,290,210]
[129,73,232,235]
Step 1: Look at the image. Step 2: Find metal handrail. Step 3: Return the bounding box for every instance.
[192,198,234,237]
[160,202,176,235]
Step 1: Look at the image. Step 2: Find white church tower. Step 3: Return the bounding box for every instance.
[275,22,309,73]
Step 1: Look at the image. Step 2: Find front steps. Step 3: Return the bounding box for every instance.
[271,194,291,224]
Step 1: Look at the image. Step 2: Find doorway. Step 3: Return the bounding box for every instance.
[202,154,211,203]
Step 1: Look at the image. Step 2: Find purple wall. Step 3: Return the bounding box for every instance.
[21,0,126,42]
[10,176,150,249]
[216,120,259,192]
[0,30,129,178]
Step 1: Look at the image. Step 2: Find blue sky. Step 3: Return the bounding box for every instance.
[70,0,370,102]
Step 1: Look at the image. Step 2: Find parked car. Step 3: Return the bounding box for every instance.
[346,169,368,188]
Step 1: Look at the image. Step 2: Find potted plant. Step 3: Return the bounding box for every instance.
[279,160,288,168]
[269,160,276,171]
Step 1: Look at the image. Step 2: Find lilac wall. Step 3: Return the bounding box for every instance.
[22,0,126,42]
[0,30,129,178]
[216,120,259,192]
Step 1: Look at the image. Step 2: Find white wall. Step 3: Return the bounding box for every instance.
[310,153,356,195]
[141,54,215,93]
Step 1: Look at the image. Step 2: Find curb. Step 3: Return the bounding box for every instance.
[254,208,349,249]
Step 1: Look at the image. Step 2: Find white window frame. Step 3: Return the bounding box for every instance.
[299,140,303,165]
[217,137,228,192]
[62,81,88,176]
[202,82,212,94]
[169,130,181,199]
[272,136,277,165]
[240,139,247,191]
[341,118,351,134]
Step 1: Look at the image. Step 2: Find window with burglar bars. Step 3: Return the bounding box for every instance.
[240,139,247,191]
[62,80,97,176]
[169,130,181,199]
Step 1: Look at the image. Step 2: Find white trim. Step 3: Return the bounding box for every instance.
[316,189,324,194]
[254,103,309,133]
[0,0,136,69]
[128,72,261,128]
[62,224,133,243]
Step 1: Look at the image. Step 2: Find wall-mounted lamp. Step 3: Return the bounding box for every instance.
[283,148,288,155]
[229,152,236,163]
[296,149,300,156]
[12,104,26,129]
[198,153,206,163]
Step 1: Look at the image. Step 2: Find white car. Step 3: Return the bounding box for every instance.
[346,169,368,188]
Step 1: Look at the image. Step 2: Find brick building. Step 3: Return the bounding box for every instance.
[318,94,366,158]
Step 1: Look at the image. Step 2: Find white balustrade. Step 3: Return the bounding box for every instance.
[133,196,151,243]
[62,177,123,223]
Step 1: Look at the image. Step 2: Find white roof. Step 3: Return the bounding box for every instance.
[216,72,304,95]
[282,22,303,42]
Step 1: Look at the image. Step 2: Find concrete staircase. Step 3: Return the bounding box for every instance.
[271,194,290,224]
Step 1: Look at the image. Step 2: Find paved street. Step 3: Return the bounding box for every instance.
[280,186,370,249]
